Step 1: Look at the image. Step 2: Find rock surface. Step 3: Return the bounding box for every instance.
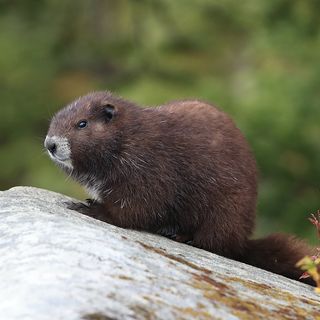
[0,186,319,320]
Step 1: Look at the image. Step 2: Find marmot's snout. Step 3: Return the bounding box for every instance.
[44,135,73,170]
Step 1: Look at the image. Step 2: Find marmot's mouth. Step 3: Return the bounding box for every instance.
[50,154,74,171]
[48,152,69,162]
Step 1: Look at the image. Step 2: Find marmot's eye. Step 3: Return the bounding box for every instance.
[77,120,88,129]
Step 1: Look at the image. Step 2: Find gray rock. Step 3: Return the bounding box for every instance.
[0,186,319,320]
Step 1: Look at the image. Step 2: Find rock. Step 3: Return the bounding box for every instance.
[0,186,319,320]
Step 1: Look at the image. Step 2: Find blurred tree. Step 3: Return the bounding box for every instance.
[0,0,319,242]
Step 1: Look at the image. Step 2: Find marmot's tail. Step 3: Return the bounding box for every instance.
[240,233,316,286]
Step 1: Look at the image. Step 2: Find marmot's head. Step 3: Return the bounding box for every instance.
[45,91,136,179]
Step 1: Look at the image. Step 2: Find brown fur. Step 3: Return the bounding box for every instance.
[46,91,314,285]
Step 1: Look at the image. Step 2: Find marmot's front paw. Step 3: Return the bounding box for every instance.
[64,200,109,222]
[64,200,90,214]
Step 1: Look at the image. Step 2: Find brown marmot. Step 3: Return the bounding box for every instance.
[45,91,314,285]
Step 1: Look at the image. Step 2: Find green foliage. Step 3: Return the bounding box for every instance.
[0,0,319,242]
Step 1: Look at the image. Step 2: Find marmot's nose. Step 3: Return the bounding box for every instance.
[44,137,57,155]
[47,142,57,154]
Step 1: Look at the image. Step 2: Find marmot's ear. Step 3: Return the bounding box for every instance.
[103,104,116,122]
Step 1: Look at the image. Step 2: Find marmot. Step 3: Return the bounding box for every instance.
[45,91,314,285]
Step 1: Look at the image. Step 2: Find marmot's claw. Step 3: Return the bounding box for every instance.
[85,198,95,206]
[64,200,90,213]
[175,234,193,244]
